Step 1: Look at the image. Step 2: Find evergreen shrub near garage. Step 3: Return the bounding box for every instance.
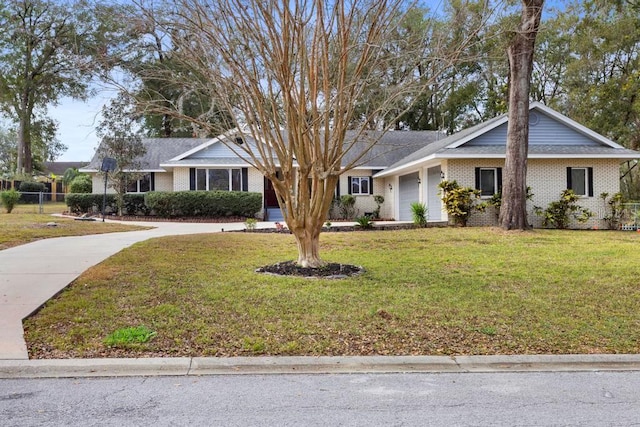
[144,191,262,218]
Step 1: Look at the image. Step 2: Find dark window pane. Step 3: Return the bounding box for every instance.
[360,177,369,194]
[571,168,586,196]
[209,169,229,191]
[351,178,360,194]
[196,169,207,191]
[480,169,495,196]
[139,174,151,192]
[231,169,241,191]
[126,179,138,193]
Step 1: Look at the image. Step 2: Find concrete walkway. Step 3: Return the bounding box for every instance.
[0,219,269,360]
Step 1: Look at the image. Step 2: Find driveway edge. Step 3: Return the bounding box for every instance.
[2,354,640,378]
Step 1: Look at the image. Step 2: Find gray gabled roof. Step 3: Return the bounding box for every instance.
[375,103,640,178]
[81,138,209,172]
[341,130,442,168]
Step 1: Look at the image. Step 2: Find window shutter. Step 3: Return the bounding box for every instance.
[242,168,248,192]
[190,168,196,190]
[475,168,481,190]
[347,176,352,194]
[566,167,572,190]
[335,179,341,199]
[369,177,373,194]
[497,168,502,193]
[588,167,594,197]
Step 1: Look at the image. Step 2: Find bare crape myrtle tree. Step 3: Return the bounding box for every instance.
[134,0,489,268]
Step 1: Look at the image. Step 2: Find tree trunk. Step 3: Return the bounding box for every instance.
[17,114,33,174]
[499,0,544,230]
[291,222,324,268]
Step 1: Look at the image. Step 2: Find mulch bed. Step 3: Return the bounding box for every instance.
[256,261,364,278]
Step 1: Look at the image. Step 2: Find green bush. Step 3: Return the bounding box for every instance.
[410,202,428,227]
[534,189,593,229]
[438,180,484,227]
[18,181,46,192]
[18,181,46,204]
[338,194,357,219]
[0,189,21,213]
[69,175,92,193]
[123,194,150,216]
[144,191,262,218]
[373,195,385,219]
[65,193,116,214]
[355,215,374,229]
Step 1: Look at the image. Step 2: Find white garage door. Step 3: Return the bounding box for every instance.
[398,172,420,221]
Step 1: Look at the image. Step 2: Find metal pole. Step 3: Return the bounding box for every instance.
[102,172,108,222]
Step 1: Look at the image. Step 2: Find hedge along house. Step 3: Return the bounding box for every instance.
[374,102,640,227]
[80,131,441,221]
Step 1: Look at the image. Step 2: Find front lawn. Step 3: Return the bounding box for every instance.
[0,203,150,250]
[24,228,640,358]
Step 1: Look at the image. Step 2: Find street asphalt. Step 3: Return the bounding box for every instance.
[1,216,640,379]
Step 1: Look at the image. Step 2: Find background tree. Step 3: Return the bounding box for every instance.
[0,0,124,175]
[499,0,544,230]
[96,93,146,216]
[136,0,487,268]
[0,128,17,176]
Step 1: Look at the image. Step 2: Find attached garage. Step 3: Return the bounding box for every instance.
[398,172,420,221]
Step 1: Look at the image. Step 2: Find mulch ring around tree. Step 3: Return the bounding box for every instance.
[256,261,364,279]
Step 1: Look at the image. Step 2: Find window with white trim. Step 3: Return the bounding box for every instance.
[126,174,151,193]
[350,176,370,195]
[196,168,242,191]
[478,168,498,197]
[567,167,593,197]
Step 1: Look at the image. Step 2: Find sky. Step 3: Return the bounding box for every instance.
[48,0,566,163]
[49,93,112,162]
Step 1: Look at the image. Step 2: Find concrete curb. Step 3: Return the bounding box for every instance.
[2,355,640,379]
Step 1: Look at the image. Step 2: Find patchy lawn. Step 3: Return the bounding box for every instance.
[0,203,150,250]
[24,228,640,358]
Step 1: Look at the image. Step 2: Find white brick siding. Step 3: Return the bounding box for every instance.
[173,168,190,191]
[91,174,116,194]
[447,158,621,228]
[248,168,264,193]
[154,172,173,191]
[336,171,387,218]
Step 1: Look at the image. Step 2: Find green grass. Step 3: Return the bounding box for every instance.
[24,228,640,358]
[0,202,150,250]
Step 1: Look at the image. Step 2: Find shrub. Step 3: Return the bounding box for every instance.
[18,180,46,193]
[373,195,385,219]
[410,202,428,227]
[123,194,150,216]
[0,189,21,213]
[355,215,374,229]
[438,180,484,227]
[69,175,92,193]
[144,191,262,218]
[600,192,626,230]
[534,189,593,229]
[65,193,116,214]
[338,194,357,219]
[245,218,258,231]
[18,181,46,204]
